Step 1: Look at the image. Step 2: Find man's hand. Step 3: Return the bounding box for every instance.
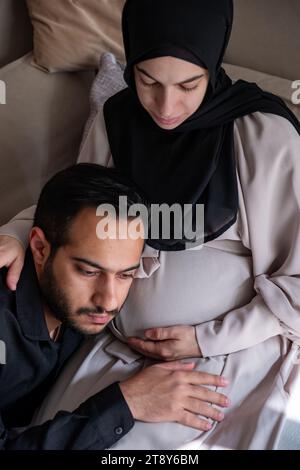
[0,235,25,291]
[128,325,201,361]
[119,361,230,432]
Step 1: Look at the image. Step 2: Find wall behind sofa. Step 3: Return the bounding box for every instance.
[0,0,33,68]
[225,0,300,80]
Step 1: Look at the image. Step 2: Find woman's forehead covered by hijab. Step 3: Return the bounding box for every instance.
[122,0,233,87]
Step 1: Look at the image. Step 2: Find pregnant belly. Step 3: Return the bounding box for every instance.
[113,245,255,339]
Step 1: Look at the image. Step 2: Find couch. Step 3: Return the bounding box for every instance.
[0,0,299,449]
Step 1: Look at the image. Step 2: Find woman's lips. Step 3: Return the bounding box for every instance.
[153,114,182,126]
[86,314,110,325]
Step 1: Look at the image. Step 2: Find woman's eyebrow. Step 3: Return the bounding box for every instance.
[136,66,204,85]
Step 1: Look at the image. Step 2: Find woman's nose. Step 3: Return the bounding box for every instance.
[156,88,176,118]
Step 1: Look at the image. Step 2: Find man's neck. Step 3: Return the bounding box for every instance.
[34,261,62,342]
[44,308,62,342]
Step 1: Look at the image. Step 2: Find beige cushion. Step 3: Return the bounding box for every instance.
[225,0,300,81]
[223,63,300,120]
[26,0,126,72]
[0,53,94,225]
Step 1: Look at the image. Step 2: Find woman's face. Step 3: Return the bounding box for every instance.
[134,56,210,129]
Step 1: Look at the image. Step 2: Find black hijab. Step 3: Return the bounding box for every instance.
[104,0,300,251]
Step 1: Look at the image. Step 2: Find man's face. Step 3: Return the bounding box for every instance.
[38,208,144,336]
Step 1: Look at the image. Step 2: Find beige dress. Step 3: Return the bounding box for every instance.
[1,110,300,450]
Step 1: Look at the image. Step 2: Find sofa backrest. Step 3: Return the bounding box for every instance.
[0,0,299,81]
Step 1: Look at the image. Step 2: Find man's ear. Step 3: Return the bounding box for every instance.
[29,227,51,268]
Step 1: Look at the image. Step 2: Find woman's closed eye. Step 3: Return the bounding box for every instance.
[181,84,199,93]
[140,77,159,87]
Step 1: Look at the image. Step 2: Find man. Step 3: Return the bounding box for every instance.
[0,163,229,450]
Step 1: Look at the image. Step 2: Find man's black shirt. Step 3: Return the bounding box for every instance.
[0,251,134,449]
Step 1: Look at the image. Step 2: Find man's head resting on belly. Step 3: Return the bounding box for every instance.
[30,163,146,337]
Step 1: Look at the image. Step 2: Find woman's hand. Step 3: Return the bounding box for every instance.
[128,325,202,361]
[0,235,25,290]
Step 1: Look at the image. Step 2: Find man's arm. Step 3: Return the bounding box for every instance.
[1,383,133,450]
[0,361,229,450]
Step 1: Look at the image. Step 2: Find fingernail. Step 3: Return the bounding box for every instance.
[205,423,212,431]
[183,361,195,367]
[220,377,229,386]
[223,398,231,407]
[217,412,225,420]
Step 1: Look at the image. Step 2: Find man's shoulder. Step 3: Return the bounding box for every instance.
[0,268,9,295]
[0,268,16,325]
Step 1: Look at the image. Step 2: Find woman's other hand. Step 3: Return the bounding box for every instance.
[128,325,202,360]
[0,235,25,290]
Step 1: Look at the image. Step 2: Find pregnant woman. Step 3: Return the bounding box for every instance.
[1,0,300,449]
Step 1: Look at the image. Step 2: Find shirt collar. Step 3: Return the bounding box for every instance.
[15,249,50,341]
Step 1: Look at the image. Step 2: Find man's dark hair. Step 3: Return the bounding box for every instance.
[34,163,147,251]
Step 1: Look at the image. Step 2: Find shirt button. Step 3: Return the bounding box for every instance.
[115,426,123,435]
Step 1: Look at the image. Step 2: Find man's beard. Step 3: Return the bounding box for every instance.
[39,257,118,336]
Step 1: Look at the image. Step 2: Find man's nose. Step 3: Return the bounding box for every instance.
[91,278,118,313]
